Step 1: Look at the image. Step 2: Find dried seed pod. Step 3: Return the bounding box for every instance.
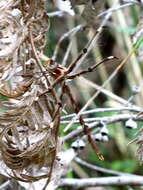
[94,133,102,142]
[71,139,85,150]
[102,135,109,142]
[125,118,137,129]
[100,126,108,136]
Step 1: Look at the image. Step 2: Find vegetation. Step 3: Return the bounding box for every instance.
[0,0,143,190]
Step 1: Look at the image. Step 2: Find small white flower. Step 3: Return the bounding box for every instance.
[125,118,137,129]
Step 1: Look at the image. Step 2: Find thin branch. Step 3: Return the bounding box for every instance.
[29,25,60,104]
[0,180,10,190]
[61,107,141,120]
[62,40,73,66]
[47,11,65,17]
[74,157,139,177]
[122,0,141,4]
[98,3,137,17]
[61,113,141,124]
[59,176,143,188]
[63,113,141,141]
[52,25,82,61]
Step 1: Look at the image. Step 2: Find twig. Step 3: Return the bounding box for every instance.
[122,0,141,4]
[61,107,141,120]
[62,40,73,66]
[29,25,60,104]
[52,25,82,61]
[74,157,139,177]
[47,11,65,17]
[98,2,137,17]
[63,113,141,141]
[59,176,143,188]
[0,180,10,190]
[61,113,142,124]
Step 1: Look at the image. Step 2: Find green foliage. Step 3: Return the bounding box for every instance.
[134,37,143,50]
[0,94,8,101]
[111,159,137,173]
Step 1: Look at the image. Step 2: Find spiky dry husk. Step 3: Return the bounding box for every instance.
[0,0,61,182]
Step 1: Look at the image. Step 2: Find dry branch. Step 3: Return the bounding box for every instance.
[59,176,143,188]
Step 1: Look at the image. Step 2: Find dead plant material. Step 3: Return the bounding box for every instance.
[0,0,115,185]
[0,0,61,183]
